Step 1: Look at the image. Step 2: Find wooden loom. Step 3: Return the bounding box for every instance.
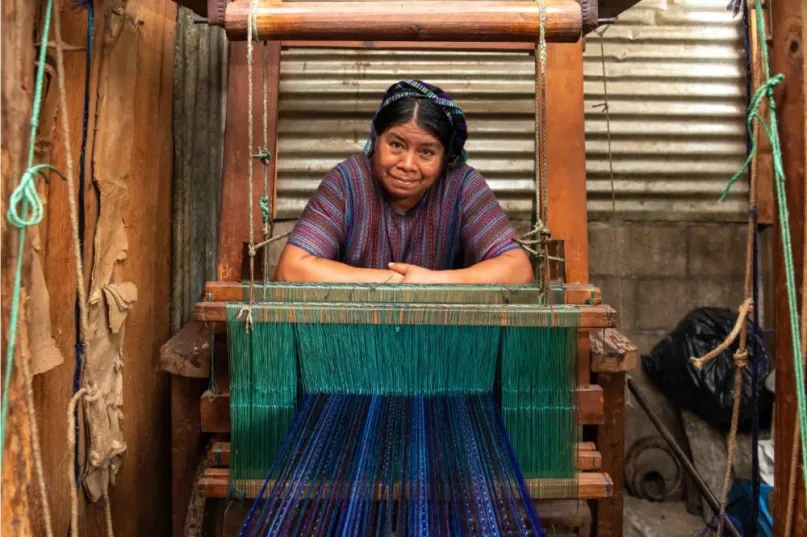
[161,1,637,535]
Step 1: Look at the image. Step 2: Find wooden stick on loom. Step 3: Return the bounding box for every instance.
[218,1,584,42]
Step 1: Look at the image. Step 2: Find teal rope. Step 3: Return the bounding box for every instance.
[723,0,807,497]
[1,0,60,466]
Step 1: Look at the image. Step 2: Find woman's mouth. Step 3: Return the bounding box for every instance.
[389,174,417,188]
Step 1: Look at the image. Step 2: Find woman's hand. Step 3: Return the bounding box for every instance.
[388,263,448,284]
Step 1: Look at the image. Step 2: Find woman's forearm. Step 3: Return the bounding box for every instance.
[275,245,401,283]
[441,249,534,285]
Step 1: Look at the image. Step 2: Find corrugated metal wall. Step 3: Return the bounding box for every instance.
[275,0,747,222]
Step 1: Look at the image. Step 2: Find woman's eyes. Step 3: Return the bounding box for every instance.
[388,140,436,158]
[420,149,435,158]
[390,141,404,150]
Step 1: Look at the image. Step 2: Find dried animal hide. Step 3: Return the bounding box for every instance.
[82,0,139,502]
[28,230,64,376]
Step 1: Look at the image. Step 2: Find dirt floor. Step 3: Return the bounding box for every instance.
[624,497,706,537]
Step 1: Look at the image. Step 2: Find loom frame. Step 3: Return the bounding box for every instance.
[161,17,632,537]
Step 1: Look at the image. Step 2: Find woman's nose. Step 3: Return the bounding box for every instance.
[398,150,416,171]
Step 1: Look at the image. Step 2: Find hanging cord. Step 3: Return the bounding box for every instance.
[239,4,290,315]
[53,4,117,536]
[594,24,625,329]
[238,0,259,330]
[73,0,93,488]
[703,0,807,530]
[514,0,551,297]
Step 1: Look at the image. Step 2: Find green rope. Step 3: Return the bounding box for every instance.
[722,0,807,496]
[1,0,60,466]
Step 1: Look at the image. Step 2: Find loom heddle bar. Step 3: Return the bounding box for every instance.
[195,301,616,328]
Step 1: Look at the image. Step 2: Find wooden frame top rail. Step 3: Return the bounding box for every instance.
[204,281,602,305]
[219,1,584,43]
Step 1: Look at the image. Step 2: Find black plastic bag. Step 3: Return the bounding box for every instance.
[642,307,773,431]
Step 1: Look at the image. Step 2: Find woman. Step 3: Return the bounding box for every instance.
[275,80,533,284]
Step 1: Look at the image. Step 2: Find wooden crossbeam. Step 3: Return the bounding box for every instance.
[220,1,583,43]
[200,385,605,433]
[590,328,639,373]
[205,440,601,472]
[203,281,602,306]
[198,467,613,500]
[194,301,616,330]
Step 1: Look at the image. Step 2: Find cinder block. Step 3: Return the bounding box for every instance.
[588,222,617,277]
[621,224,688,278]
[636,279,695,330]
[687,224,748,277]
[629,330,670,356]
[591,276,637,330]
[692,278,746,309]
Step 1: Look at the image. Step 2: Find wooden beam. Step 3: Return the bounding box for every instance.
[217,41,280,281]
[200,385,605,433]
[204,440,601,471]
[171,377,206,537]
[194,301,616,329]
[593,373,626,537]
[281,40,537,52]
[590,328,639,373]
[160,320,212,378]
[202,281,601,305]
[222,1,582,43]
[198,467,613,500]
[546,42,588,284]
[772,0,807,531]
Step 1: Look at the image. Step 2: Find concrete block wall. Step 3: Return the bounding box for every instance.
[589,221,751,357]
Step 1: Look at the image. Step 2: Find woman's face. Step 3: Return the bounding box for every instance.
[372,120,445,212]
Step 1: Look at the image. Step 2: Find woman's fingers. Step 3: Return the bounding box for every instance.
[388,262,413,275]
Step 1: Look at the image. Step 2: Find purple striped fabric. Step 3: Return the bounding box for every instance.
[287,154,520,270]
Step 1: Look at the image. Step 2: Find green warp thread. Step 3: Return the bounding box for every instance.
[226,302,579,488]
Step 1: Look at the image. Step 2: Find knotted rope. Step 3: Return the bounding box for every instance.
[239,0,290,327]
[692,0,807,533]
[515,0,551,298]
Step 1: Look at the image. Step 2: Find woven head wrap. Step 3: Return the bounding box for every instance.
[363,79,469,167]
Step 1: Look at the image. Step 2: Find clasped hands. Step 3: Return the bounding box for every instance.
[385,262,449,284]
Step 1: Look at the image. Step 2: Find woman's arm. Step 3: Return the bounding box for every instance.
[275,244,404,283]
[389,248,533,285]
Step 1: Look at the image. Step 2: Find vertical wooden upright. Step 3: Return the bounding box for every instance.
[772,0,807,531]
[217,41,281,281]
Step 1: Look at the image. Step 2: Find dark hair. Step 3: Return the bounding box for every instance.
[372,97,457,164]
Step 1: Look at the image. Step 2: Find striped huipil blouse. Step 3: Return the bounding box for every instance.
[287,154,520,270]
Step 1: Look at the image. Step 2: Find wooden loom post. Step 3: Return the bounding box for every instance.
[217,40,281,281]
[771,0,807,530]
[545,39,623,536]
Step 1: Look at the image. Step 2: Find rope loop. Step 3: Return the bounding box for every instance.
[6,164,65,228]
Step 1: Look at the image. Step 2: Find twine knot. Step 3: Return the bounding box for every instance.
[260,194,270,225]
[514,221,552,257]
[253,148,272,165]
[6,164,64,229]
[733,349,749,369]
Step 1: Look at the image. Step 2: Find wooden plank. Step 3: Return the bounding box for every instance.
[772,0,807,531]
[223,1,583,43]
[1,0,36,534]
[593,373,626,537]
[194,301,616,329]
[171,377,206,537]
[204,440,601,471]
[217,41,280,282]
[160,320,212,378]
[198,467,613,500]
[590,328,639,373]
[203,280,601,305]
[751,6,774,224]
[546,41,588,285]
[200,385,604,432]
